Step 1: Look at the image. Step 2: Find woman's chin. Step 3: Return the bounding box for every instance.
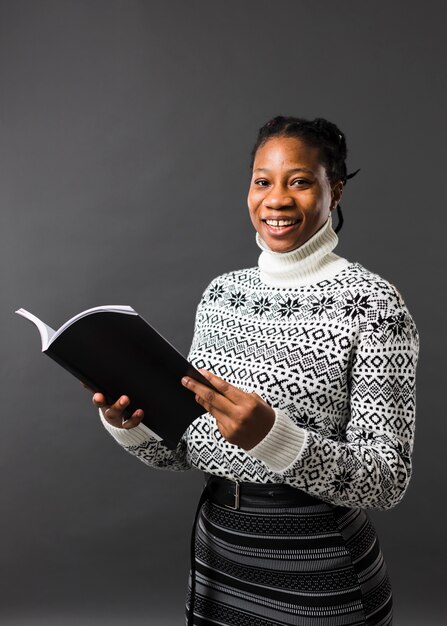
[261,229,306,253]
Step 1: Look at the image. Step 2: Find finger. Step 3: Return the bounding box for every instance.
[92,392,108,407]
[182,376,232,413]
[103,395,130,420]
[122,409,145,429]
[198,369,243,402]
[191,392,234,433]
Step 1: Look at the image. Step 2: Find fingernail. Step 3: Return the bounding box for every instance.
[119,397,127,407]
[181,377,189,386]
[105,408,111,417]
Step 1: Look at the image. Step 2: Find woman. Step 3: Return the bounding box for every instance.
[93,116,419,625]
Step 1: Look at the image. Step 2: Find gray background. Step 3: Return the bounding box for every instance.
[1,1,445,624]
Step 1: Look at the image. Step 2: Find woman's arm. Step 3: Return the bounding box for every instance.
[183,304,419,509]
[95,394,191,471]
[247,308,419,509]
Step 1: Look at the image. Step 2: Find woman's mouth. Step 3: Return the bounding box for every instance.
[262,218,301,235]
[265,218,299,226]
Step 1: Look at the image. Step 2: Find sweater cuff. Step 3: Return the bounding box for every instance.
[247,408,308,472]
[99,409,161,447]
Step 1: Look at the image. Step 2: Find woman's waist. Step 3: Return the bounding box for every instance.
[204,474,322,509]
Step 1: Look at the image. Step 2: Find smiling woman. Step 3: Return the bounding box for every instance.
[248,135,342,252]
[92,116,419,626]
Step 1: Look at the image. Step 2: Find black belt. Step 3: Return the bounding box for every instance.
[206,475,321,509]
[187,475,321,625]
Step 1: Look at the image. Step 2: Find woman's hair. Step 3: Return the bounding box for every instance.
[250,116,359,233]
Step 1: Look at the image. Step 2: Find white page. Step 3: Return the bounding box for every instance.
[16,308,56,351]
[16,305,137,350]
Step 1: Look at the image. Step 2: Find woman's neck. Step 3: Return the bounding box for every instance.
[256,216,350,287]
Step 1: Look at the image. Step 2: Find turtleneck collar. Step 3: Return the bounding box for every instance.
[256,215,350,287]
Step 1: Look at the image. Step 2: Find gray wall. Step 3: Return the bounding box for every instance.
[1,1,445,624]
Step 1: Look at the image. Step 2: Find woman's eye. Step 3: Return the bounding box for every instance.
[254,179,269,187]
[292,179,310,187]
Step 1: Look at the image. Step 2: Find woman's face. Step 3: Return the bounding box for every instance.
[247,136,343,253]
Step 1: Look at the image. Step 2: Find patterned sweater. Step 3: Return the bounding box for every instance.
[101,217,419,510]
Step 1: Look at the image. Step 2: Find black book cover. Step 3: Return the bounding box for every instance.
[16,306,213,449]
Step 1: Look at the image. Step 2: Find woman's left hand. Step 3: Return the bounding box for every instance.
[181,369,275,450]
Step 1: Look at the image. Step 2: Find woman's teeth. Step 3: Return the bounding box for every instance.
[265,219,299,227]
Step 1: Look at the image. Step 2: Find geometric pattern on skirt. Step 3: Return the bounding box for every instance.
[186,499,393,625]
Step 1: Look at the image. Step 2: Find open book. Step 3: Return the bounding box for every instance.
[16,305,213,448]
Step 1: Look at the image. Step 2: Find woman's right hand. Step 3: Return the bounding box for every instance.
[92,393,145,429]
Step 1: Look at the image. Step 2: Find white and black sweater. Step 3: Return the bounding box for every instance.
[101,217,419,510]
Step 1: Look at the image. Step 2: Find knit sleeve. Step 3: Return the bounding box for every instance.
[248,298,419,510]
[100,411,191,471]
[97,277,225,473]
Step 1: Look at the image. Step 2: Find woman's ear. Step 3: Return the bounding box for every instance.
[331,180,344,210]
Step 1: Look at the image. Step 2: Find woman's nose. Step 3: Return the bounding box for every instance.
[263,187,294,209]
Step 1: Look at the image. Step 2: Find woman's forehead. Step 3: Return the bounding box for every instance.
[253,136,324,172]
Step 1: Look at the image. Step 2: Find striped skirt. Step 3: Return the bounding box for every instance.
[186,494,393,625]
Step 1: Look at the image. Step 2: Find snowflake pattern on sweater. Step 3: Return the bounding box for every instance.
[106,262,419,510]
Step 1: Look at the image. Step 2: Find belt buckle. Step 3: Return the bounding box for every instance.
[226,480,240,511]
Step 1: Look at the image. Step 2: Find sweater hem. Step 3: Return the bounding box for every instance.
[247,409,308,472]
[100,410,160,447]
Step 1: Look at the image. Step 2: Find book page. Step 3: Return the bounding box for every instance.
[16,305,137,350]
[53,305,137,344]
[15,309,56,351]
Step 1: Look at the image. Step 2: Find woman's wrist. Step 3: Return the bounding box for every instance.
[99,409,161,445]
[247,408,308,472]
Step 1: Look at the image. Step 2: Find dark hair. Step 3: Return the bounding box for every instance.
[250,116,359,233]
